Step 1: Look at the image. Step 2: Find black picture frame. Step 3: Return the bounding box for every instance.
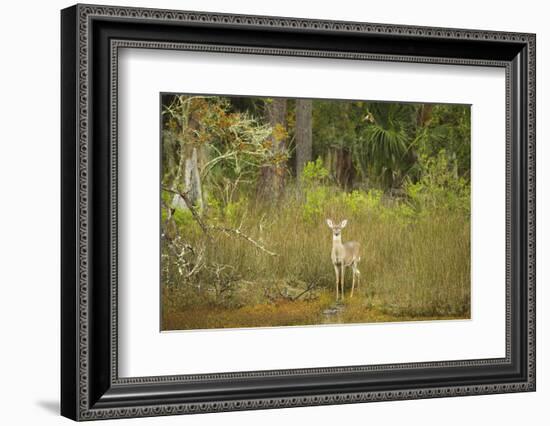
[61,4,536,421]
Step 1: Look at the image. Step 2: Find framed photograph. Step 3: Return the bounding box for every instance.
[61,4,536,421]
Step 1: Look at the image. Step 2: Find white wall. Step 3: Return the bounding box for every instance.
[0,0,546,424]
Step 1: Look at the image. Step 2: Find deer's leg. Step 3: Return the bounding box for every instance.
[350,263,359,297]
[340,263,345,299]
[333,264,340,300]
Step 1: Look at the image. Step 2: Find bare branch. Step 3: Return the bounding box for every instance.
[210,225,278,257]
[186,245,205,278]
[291,281,317,301]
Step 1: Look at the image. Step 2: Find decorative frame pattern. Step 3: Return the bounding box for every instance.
[61,4,536,421]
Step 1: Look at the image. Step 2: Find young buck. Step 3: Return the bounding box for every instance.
[326,219,361,300]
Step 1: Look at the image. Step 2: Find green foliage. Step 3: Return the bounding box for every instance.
[172,208,195,229]
[364,189,383,210]
[311,100,363,155]
[339,189,384,214]
[363,104,414,159]
[301,157,329,186]
[302,186,330,222]
[379,201,417,225]
[340,190,368,214]
[405,150,470,215]
[310,99,470,190]
[417,104,471,177]
[300,158,331,222]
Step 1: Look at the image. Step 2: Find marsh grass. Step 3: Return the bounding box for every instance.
[161,185,470,330]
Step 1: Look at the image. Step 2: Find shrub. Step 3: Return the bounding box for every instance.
[405,150,470,215]
[302,186,330,222]
[301,157,329,187]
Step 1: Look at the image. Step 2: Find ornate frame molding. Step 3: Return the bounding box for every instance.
[61,4,536,421]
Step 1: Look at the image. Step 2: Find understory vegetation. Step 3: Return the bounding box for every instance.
[161,95,471,330]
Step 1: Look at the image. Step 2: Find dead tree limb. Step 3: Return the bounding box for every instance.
[291,281,317,301]
[210,225,278,257]
[161,187,278,257]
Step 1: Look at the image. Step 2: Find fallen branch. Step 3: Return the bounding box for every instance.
[291,281,317,301]
[211,225,278,257]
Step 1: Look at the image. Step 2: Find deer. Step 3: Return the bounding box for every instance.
[326,219,361,300]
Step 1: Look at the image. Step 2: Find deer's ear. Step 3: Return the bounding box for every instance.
[340,219,348,228]
[326,219,333,228]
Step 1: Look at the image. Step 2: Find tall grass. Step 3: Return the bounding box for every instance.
[161,183,470,330]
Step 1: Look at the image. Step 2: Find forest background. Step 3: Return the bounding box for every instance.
[160,94,471,330]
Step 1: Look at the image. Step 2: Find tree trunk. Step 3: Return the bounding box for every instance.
[295,99,313,178]
[326,146,354,190]
[257,98,287,201]
[417,104,433,127]
[171,113,205,211]
[162,129,179,187]
[172,145,204,211]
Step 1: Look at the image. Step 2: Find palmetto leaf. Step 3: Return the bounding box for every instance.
[365,122,409,168]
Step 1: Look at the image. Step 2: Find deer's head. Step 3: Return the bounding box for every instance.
[326,219,348,237]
